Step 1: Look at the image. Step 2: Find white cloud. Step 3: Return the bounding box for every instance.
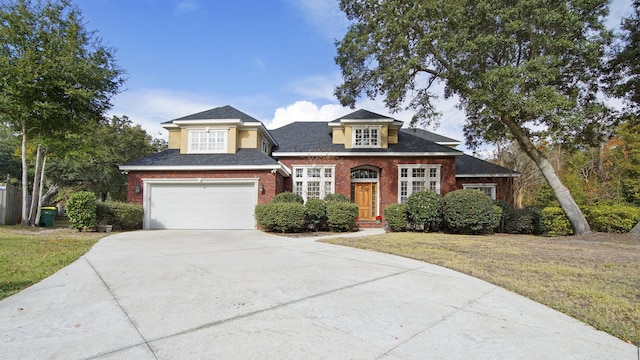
[287,0,349,39]
[287,73,340,101]
[268,100,350,129]
[108,88,215,139]
[175,0,199,14]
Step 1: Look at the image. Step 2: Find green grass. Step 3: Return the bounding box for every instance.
[0,226,105,300]
[323,232,640,346]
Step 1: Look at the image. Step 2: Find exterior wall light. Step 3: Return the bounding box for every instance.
[259,183,265,194]
[134,183,141,194]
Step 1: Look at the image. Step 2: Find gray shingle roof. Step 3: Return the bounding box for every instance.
[121,148,280,167]
[270,122,461,154]
[400,128,460,145]
[331,109,395,122]
[455,154,519,176]
[162,105,263,124]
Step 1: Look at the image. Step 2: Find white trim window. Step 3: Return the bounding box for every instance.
[261,139,269,154]
[293,165,335,201]
[398,164,441,203]
[352,126,381,148]
[463,183,497,200]
[188,129,227,153]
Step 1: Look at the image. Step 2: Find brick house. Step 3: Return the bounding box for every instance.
[120,105,518,229]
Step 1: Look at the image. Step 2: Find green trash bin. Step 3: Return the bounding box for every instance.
[39,207,57,227]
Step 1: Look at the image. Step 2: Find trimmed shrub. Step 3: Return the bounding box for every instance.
[504,207,543,234]
[384,203,408,232]
[95,201,144,230]
[272,192,304,204]
[255,202,306,233]
[406,191,442,231]
[493,200,511,233]
[491,205,503,232]
[305,198,327,231]
[326,201,359,232]
[324,193,350,202]
[67,191,97,230]
[542,207,573,236]
[585,205,640,233]
[442,189,496,234]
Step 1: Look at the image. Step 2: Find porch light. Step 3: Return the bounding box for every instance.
[259,183,265,194]
[134,183,141,194]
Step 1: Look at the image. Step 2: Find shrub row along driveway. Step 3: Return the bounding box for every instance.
[1,230,636,359]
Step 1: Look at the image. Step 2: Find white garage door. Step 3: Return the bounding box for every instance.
[145,181,257,230]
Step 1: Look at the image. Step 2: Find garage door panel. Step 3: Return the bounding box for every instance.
[146,182,256,230]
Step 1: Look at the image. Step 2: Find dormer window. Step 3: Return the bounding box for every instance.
[188,129,227,153]
[353,126,381,148]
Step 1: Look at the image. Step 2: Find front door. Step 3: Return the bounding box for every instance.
[352,183,376,220]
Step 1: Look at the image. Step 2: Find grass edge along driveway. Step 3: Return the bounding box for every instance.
[0,227,106,300]
[322,232,640,346]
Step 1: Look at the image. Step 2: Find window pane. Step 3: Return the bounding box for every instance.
[307,181,320,199]
[295,169,303,178]
[308,169,320,178]
[324,168,332,178]
[412,181,425,193]
[413,168,425,178]
[324,181,332,196]
[294,181,303,196]
[400,168,408,178]
[370,129,378,145]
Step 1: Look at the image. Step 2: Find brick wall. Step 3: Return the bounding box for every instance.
[125,170,283,205]
[278,156,457,214]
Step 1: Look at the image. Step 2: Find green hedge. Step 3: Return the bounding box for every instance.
[96,201,144,230]
[542,207,573,236]
[383,203,408,232]
[442,189,496,234]
[67,191,97,230]
[585,205,640,233]
[326,201,359,232]
[504,207,543,235]
[324,193,350,202]
[305,198,327,231]
[272,192,304,204]
[406,191,442,231]
[255,202,306,233]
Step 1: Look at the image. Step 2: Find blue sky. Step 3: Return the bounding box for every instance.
[75,0,633,153]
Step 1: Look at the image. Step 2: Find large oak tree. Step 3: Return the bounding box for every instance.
[334,0,614,235]
[0,0,124,225]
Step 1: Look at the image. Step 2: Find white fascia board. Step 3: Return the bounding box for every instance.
[143,177,259,185]
[437,141,462,147]
[162,123,180,129]
[273,151,462,157]
[173,119,243,126]
[120,164,291,177]
[340,119,395,124]
[456,173,521,178]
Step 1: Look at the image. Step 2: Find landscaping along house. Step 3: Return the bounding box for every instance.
[120,105,518,230]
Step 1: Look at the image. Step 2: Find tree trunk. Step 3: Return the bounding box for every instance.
[502,115,591,235]
[34,153,48,227]
[20,122,29,226]
[28,144,42,226]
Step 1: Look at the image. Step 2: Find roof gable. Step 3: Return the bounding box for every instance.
[163,105,263,124]
[331,109,397,123]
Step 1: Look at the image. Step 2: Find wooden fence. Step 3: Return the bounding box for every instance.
[0,182,21,225]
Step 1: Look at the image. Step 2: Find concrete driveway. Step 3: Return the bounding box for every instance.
[1,230,637,360]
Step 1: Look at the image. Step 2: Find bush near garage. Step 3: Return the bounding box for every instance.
[305,198,327,231]
[406,191,442,231]
[542,207,573,236]
[254,202,306,233]
[584,204,640,233]
[96,201,144,230]
[383,203,409,232]
[66,191,97,231]
[442,189,497,235]
[272,191,304,204]
[326,201,359,232]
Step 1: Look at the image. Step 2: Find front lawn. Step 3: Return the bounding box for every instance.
[322,232,640,346]
[0,226,106,300]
